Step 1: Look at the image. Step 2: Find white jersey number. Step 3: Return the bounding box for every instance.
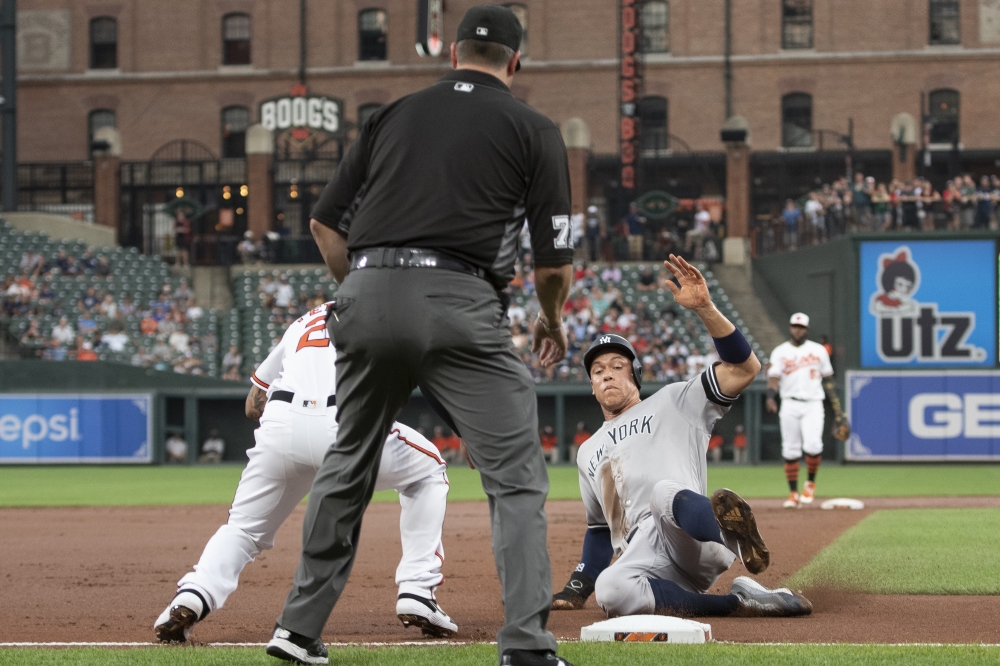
[552,215,570,249]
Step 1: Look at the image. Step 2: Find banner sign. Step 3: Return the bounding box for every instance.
[0,394,152,464]
[846,371,1000,460]
[859,240,996,368]
[619,0,642,192]
[416,0,444,57]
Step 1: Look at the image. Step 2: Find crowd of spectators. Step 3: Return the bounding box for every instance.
[769,172,1000,251]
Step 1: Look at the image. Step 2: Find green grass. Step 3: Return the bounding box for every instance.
[1,463,999,508]
[2,644,1000,666]
[787,509,1000,594]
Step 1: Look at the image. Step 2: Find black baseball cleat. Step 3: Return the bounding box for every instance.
[711,488,770,575]
[265,624,329,664]
[501,649,576,666]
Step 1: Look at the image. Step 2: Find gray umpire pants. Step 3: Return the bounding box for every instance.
[278,266,557,657]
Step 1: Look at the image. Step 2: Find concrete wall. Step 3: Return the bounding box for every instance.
[4,212,117,248]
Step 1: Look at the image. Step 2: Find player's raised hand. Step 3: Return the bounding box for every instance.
[664,254,712,312]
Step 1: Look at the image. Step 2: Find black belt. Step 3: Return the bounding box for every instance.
[269,390,336,407]
[787,397,817,402]
[350,248,487,280]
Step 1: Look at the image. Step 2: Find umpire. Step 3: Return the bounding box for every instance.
[266,5,575,666]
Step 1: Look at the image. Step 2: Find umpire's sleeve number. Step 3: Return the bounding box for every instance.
[552,215,570,249]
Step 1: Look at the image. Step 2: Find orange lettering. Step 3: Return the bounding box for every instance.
[296,315,331,351]
[621,117,635,140]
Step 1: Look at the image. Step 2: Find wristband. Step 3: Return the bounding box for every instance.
[712,327,752,364]
[561,570,595,599]
[536,314,562,334]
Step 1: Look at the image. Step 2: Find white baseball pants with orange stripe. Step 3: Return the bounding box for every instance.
[176,399,449,611]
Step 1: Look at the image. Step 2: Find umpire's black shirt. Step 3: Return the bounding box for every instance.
[311,69,574,287]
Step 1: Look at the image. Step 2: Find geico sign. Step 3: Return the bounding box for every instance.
[260,97,340,132]
[0,408,81,450]
[909,393,1000,438]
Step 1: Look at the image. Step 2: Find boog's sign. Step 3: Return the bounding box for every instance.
[0,394,152,464]
[260,94,341,133]
[859,240,996,368]
[847,371,1000,460]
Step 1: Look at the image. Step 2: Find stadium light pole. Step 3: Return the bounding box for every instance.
[0,0,16,213]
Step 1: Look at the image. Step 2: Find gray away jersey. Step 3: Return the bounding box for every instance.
[577,366,737,553]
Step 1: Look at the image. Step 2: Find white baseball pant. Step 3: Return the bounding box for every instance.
[175,399,449,611]
[594,480,736,617]
[779,398,825,459]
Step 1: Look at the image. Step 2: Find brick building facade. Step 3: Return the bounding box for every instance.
[11,0,1000,249]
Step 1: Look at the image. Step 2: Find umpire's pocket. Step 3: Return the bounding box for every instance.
[325,297,355,342]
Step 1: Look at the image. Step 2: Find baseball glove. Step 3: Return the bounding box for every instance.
[832,413,851,441]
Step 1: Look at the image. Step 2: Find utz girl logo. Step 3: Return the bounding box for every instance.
[869,246,985,363]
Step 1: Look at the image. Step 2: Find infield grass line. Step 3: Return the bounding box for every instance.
[2,464,1000,507]
[787,509,1000,594]
[2,644,1000,666]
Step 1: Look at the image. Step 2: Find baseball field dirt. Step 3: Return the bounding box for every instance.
[3,498,999,645]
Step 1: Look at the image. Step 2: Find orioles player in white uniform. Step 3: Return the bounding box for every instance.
[766,312,836,509]
[550,257,812,619]
[154,301,456,646]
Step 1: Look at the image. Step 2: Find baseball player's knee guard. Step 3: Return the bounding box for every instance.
[594,568,654,617]
[650,480,694,527]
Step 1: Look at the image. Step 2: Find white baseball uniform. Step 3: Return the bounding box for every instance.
[767,340,833,459]
[174,302,450,613]
[576,366,739,617]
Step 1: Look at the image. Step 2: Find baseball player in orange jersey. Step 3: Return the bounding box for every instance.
[154,301,456,646]
[765,312,844,508]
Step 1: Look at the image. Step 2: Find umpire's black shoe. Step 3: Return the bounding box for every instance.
[501,649,576,666]
[711,488,770,575]
[265,624,328,664]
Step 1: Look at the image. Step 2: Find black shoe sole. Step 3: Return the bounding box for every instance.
[398,613,456,638]
[711,488,770,574]
[154,606,197,643]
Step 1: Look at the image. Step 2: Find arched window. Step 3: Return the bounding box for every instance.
[504,4,528,56]
[88,109,116,156]
[89,17,117,69]
[639,96,668,154]
[928,89,960,144]
[357,103,382,129]
[782,93,813,148]
[221,106,250,158]
[358,9,388,61]
[641,1,669,54]
[782,0,813,50]
[929,1,960,45]
[223,13,252,65]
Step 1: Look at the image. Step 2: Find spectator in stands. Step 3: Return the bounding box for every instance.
[55,250,72,273]
[96,256,112,277]
[976,175,994,229]
[102,323,129,352]
[308,286,328,309]
[75,338,98,361]
[636,267,657,291]
[79,249,97,273]
[174,278,192,303]
[37,281,54,305]
[708,431,724,464]
[851,172,872,230]
[199,429,225,463]
[540,425,558,463]
[687,203,712,258]
[733,425,748,465]
[77,310,97,334]
[222,364,242,382]
[623,202,646,260]
[82,286,99,310]
[51,316,75,345]
[99,294,117,319]
[42,338,68,361]
[169,326,190,353]
[20,251,43,277]
[782,199,802,248]
[165,433,188,463]
[237,231,260,264]
[223,345,242,375]
[275,274,294,308]
[804,192,825,244]
[185,298,204,320]
[959,175,977,229]
[158,312,178,336]
[571,421,591,463]
[140,312,158,336]
[20,319,43,346]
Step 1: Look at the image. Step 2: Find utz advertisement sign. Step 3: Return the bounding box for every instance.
[860,240,996,368]
[847,371,1000,460]
[0,394,151,464]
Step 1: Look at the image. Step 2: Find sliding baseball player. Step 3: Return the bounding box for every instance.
[155,301,456,646]
[551,256,812,619]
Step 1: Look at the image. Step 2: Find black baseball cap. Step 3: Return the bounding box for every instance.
[457,4,523,71]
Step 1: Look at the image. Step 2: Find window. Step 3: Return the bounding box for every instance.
[223,13,252,65]
[928,89,959,144]
[358,9,388,61]
[782,93,813,148]
[929,1,960,45]
[88,109,116,155]
[89,17,117,69]
[641,2,669,54]
[504,4,528,56]
[221,106,250,158]
[782,0,813,50]
[638,96,668,154]
[357,103,382,129]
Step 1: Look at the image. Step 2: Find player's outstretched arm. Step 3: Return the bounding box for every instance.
[663,254,761,396]
[551,526,613,610]
[245,386,267,421]
[310,219,350,284]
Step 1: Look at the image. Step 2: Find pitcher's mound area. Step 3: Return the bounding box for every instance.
[2,498,999,644]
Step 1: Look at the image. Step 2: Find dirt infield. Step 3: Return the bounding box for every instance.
[3,497,1000,645]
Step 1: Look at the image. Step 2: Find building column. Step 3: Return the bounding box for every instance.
[92,127,122,241]
[245,124,274,240]
[721,116,751,265]
[891,143,917,183]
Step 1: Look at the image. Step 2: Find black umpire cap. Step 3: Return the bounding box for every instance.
[584,334,643,389]
[457,4,523,71]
